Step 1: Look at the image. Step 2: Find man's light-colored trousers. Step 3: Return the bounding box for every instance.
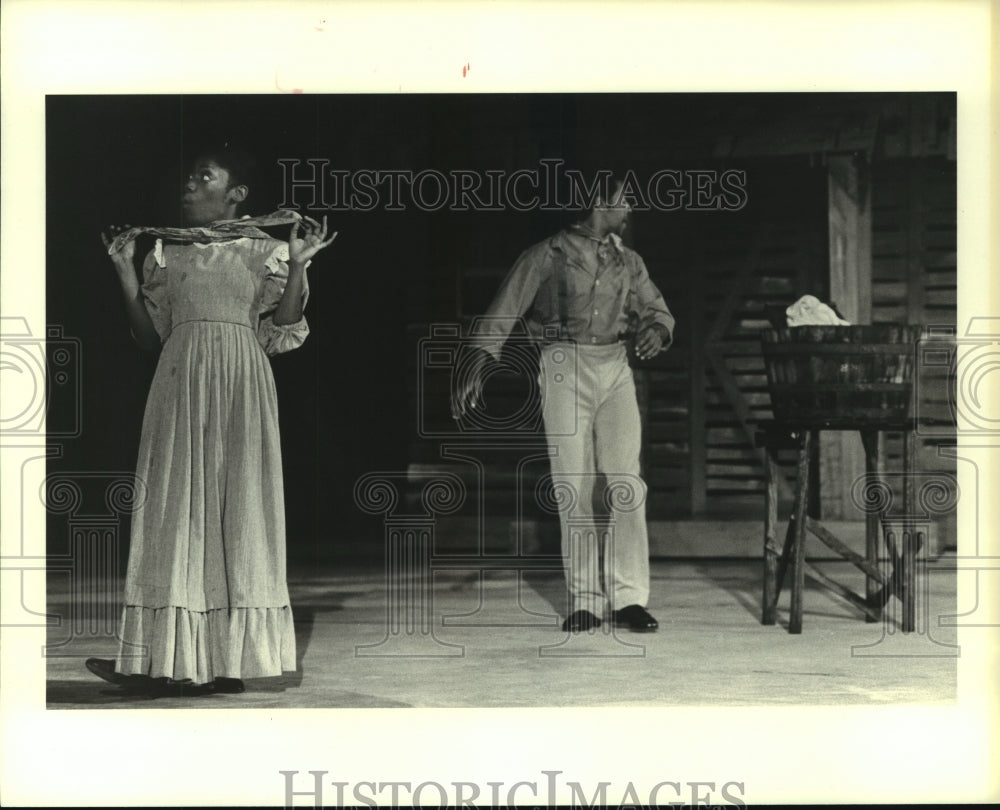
[538,341,650,616]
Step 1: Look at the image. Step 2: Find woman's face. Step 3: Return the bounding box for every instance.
[181,160,240,226]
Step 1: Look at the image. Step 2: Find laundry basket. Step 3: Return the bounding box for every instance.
[760,325,923,425]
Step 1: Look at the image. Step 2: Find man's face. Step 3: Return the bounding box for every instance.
[600,180,632,235]
[181,160,238,226]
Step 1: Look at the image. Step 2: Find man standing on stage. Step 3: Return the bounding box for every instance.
[452,172,675,633]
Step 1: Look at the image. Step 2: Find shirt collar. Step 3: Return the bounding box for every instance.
[562,224,625,254]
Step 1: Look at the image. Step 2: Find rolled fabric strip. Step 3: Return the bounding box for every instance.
[106,209,304,255]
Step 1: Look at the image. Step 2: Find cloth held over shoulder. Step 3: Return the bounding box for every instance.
[106,210,303,256]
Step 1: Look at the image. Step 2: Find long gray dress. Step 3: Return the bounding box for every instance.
[115,234,307,682]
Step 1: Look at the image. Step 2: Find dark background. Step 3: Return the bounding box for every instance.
[43,95,568,562]
[46,93,951,562]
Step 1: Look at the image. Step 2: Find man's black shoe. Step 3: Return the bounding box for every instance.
[611,605,659,632]
[561,610,601,632]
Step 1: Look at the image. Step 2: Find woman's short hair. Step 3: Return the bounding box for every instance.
[192,141,259,195]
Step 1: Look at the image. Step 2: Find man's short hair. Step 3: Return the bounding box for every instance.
[560,160,630,223]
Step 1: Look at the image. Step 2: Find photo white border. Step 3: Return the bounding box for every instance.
[2,0,997,805]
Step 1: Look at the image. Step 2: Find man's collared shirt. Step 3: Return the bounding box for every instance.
[473,227,675,359]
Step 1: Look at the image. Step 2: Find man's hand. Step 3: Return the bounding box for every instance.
[634,324,669,361]
[289,215,337,264]
[451,347,492,421]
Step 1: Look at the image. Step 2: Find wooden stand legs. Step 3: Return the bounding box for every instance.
[760,425,916,634]
[788,431,812,634]
[860,429,881,623]
[901,429,919,633]
[761,429,811,633]
[762,447,780,625]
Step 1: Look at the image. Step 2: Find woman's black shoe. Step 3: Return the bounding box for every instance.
[85,657,127,685]
[146,678,215,697]
[213,677,246,694]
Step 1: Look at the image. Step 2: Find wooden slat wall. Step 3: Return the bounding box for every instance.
[636,163,828,519]
[870,158,957,509]
[403,154,956,543]
[696,217,825,517]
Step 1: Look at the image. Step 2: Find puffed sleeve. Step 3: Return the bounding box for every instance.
[257,241,310,356]
[140,239,172,343]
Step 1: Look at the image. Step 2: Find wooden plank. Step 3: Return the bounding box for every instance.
[871,258,907,280]
[872,232,907,254]
[707,427,764,445]
[647,424,691,442]
[706,341,768,356]
[803,560,882,621]
[923,289,957,307]
[789,431,812,634]
[906,162,926,324]
[762,449,780,625]
[872,307,908,323]
[707,480,765,492]
[707,445,767,461]
[689,262,708,515]
[860,429,884,621]
[706,461,762,475]
[902,430,917,633]
[716,358,766,373]
[872,281,908,301]
[647,470,695,486]
[924,251,957,269]
[804,516,888,584]
[706,223,769,343]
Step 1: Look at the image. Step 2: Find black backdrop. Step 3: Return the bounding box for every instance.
[45,93,610,562]
[45,92,867,562]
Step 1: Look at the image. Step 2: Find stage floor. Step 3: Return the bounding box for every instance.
[46,557,960,709]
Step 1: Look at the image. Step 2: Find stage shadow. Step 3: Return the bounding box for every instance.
[689,559,868,630]
[519,571,569,621]
[45,679,413,708]
[46,607,334,705]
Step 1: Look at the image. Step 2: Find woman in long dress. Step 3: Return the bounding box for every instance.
[87,146,335,696]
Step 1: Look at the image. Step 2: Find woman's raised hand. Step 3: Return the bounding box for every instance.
[100,224,137,275]
[288,215,337,265]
